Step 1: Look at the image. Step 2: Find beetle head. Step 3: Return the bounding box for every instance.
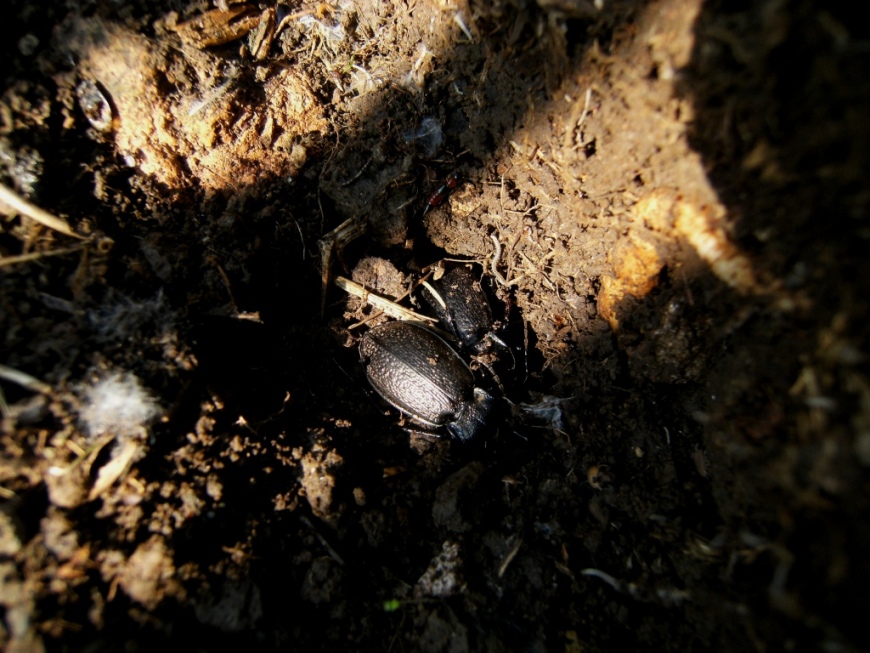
[447,387,494,442]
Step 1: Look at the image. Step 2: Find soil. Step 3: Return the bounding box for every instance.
[1,0,869,651]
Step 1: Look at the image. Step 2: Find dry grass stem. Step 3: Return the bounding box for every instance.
[0,184,85,240]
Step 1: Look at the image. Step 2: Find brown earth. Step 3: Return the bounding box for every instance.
[1,0,869,651]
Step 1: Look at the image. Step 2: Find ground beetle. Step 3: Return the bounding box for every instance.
[358,265,500,441]
[360,321,494,441]
[420,267,494,353]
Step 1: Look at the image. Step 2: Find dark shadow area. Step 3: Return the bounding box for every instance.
[678,0,870,650]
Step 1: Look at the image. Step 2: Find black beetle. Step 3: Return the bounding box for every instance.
[421,265,514,378]
[420,266,494,353]
[359,320,495,442]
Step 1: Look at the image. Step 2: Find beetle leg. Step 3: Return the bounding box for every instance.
[485,331,516,370]
[406,428,445,442]
[471,354,506,394]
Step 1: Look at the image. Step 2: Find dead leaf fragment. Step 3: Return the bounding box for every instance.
[88,439,142,501]
[171,5,260,48]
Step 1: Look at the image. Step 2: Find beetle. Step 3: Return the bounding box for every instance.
[420,266,495,353]
[359,320,494,442]
[420,266,515,383]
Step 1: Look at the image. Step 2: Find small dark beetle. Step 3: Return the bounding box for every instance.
[360,320,494,442]
[421,267,494,353]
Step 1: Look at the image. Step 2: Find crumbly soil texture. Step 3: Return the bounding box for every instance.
[2,0,869,651]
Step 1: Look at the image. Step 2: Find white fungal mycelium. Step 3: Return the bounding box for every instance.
[77,370,161,440]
